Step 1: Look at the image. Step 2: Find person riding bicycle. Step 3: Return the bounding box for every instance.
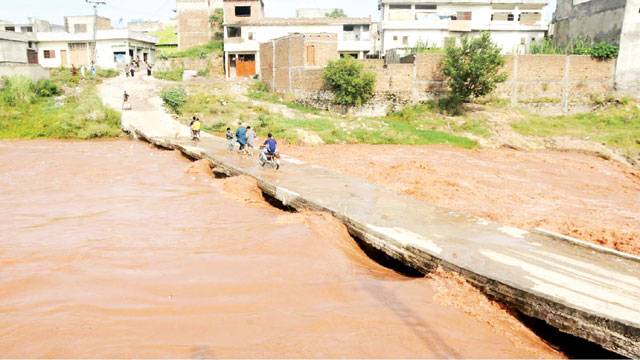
[189,116,202,141]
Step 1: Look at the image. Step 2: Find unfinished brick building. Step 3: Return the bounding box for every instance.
[260,33,338,93]
[176,0,223,49]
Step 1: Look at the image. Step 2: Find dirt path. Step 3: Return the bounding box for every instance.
[285,144,640,255]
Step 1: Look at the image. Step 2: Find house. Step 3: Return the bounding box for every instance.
[296,8,341,18]
[223,0,374,79]
[176,0,224,49]
[35,29,157,69]
[378,0,550,55]
[552,0,639,93]
[64,15,113,33]
[0,31,38,64]
[0,18,64,33]
[0,31,49,80]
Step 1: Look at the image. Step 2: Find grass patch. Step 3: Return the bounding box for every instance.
[151,25,177,46]
[0,76,121,139]
[154,67,184,81]
[512,103,640,156]
[159,40,223,60]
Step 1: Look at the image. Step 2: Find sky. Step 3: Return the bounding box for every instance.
[0,0,556,25]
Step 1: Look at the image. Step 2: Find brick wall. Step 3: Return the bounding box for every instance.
[268,53,616,109]
[260,33,338,93]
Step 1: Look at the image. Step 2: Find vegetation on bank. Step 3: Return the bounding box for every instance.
[441,32,507,114]
[529,37,619,60]
[513,100,640,157]
[158,40,224,60]
[154,67,185,81]
[162,81,480,148]
[0,72,121,139]
[324,58,376,107]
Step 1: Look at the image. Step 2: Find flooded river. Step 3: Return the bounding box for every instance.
[0,140,560,358]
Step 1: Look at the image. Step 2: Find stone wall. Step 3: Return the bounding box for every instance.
[268,54,617,110]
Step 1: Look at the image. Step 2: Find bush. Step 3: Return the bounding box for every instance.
[323,58,376,107]
[160,87,187,114]
[1,76,37,105]
[32,79,61,97]
[589,42,619,60]
[441,32,507,111]
[529,37,619,59]
[154,67,184,81]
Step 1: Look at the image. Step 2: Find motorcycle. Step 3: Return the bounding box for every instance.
[259,147,280,170]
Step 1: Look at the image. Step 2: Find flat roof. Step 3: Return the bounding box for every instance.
[35,29,157,44]
[225,17,372,26]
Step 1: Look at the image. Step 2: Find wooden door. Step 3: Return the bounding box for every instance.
[27,50,38,64]
[60,50,68,67]
[236,54,256,77]
[69,43,89,66]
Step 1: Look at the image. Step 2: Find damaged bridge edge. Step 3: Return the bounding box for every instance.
[141,138,639,358]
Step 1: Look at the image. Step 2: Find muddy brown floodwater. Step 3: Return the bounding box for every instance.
[0,140,561,358]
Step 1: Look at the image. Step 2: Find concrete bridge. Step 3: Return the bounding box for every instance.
[100,78,640,358]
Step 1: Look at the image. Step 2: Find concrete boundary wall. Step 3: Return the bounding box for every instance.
[265,53,617,107]
[0,64,50,81]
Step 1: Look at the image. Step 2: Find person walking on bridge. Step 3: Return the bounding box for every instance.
[235,123,248,151]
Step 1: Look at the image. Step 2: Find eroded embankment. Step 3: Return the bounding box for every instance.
[0,141,564,358]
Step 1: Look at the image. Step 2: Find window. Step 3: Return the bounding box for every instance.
[402,36,409,46]
[28,41,34,48]
[21,26,33,32]
[393,35,398,41]
[43,50,55,59]
[519,12,542,25]
[508,13,515,21]
[416,4,437,10]
[343,25,354,32]
[228,26,241,38]
[491,12,512,21]
[235,6,251,17]
[4,26,15,32]
[456,12,472,20]
[389,4,412,21]
[74,24,88,33]
[248,32,254,40]
[306,45,316,66]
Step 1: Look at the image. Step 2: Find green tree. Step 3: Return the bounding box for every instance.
[326,9,347,18]
[441,32,507,111]
[323,58,376,107]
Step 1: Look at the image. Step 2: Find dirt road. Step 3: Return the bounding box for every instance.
[285,144,640,255]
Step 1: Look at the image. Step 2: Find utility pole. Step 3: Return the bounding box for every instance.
[86,0,106,64]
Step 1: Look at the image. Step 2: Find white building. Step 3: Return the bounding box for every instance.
[223,0,373,78]
[378,0,550,55]
[35,30,157,69]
